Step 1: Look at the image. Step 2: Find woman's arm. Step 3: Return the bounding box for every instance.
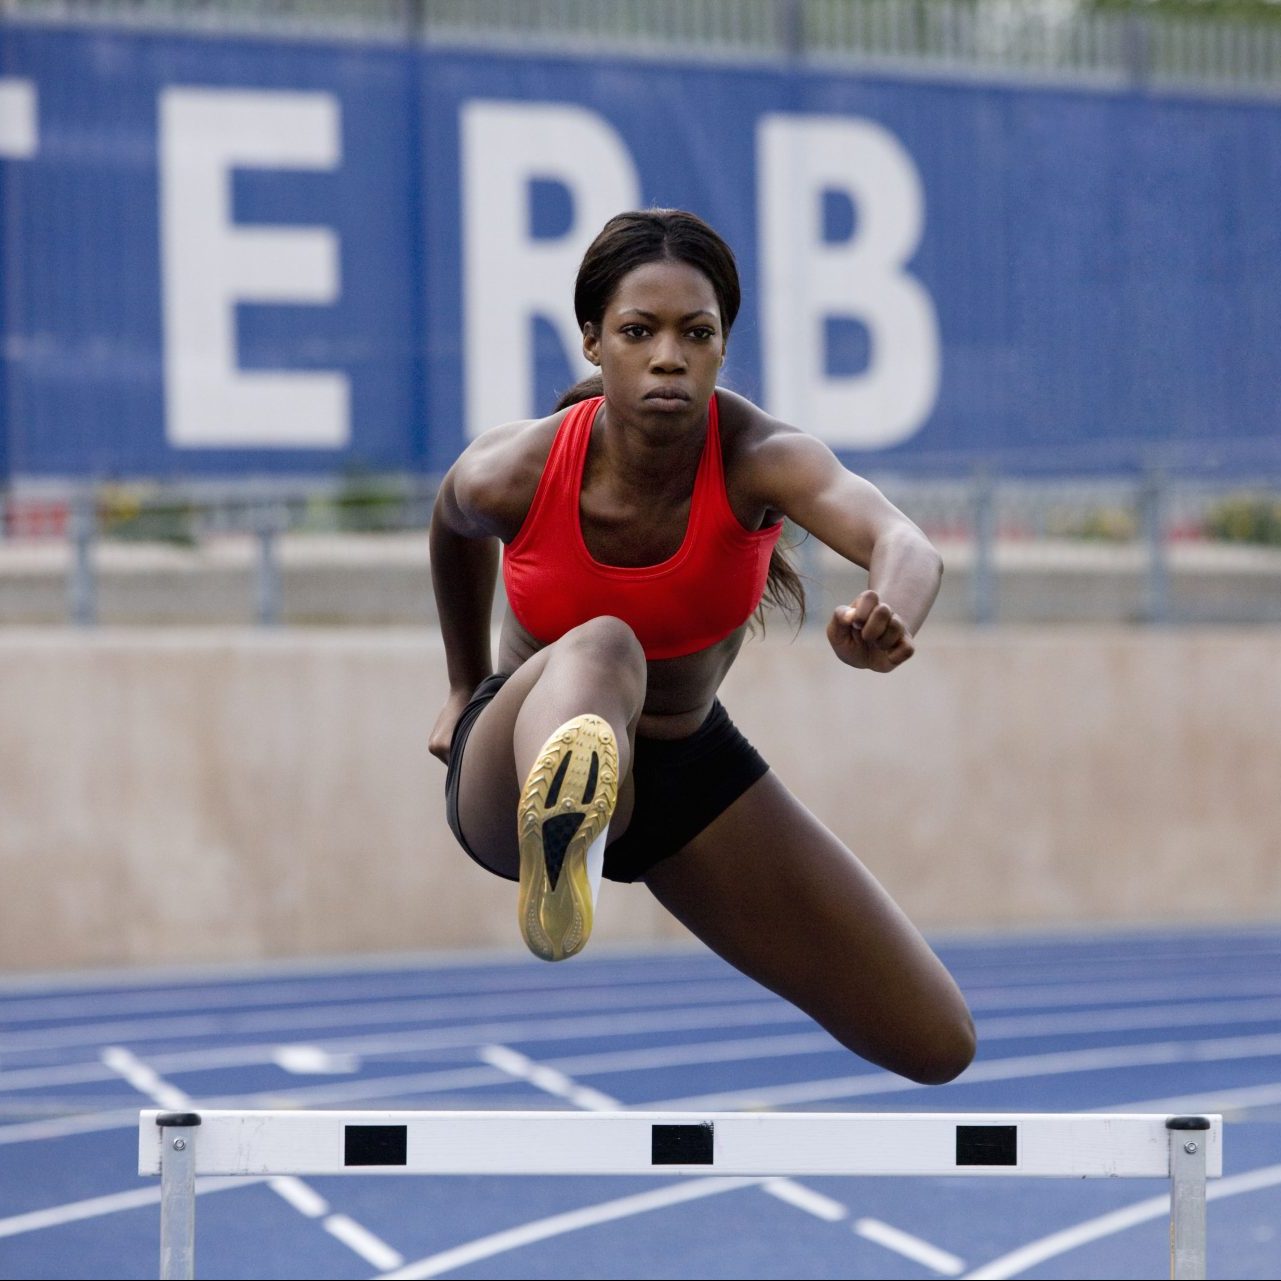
[427,466,500,761]
[748,426,943,672]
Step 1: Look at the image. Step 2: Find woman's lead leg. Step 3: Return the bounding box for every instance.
[644,771,976,1084]
[454,617,647,958]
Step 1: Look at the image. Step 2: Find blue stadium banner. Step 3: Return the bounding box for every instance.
[1,21,1278,479]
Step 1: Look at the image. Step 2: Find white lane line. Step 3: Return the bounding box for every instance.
[5,936,1273,1019]
[0,979,767,1054]
[761,1179,847,1222]
[269,1177,328,1218]
[963,1162,1281,1280]
[967,973,1281,1012]
[482,1044,852,1238]
[0,79,37,158]
[64,999,805,1079]
[1105,1078,1281,1116]
[0,1177,262,1239]
[478,1045,620,1113]
[643,1029,1281,1110]
[13,989,1281,1095]
[976,995,1281,1040]
[538,1031,841,1077]
[99,1047,189,1111]
[99,1046,403,1270]
[19,1022,1281,1150]
[10,968,1281,1059]
[273,1045,360,1075]
[0,961,745,1023]
[855,1217,966,1275]
[379,1177,763,1280]
[0,1066,509,1147]
[325,1213,405,1270]
[0,1108,144,1147]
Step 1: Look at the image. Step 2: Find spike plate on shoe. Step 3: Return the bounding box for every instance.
[517,714,618,962]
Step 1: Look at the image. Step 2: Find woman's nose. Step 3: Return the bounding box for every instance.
[650,334,685,370]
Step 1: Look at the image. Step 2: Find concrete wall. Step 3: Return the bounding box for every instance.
[1,627,1277,972]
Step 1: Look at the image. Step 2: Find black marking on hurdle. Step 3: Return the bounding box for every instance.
[956,1124,1018,1166]
[344,1124,408,1166]
[155,1112,202,1128]
[651,1122,714,1165]
[1166,1115,1212,1131]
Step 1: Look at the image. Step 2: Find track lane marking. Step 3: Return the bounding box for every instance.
[325,1213,404,1270]
[0,979,775,1053]
[0,1000,803,1084]
[644,1029,1281,1110]
[963,1162,1281,1280]
[761,1179,847,1221]
[9,969,1281,1057]
[478,1045,619,1112]
[379,1176,763,1280]
[855,1217,966,1275]
[12,990,1281,1093]
[481,1045,859,1246]
[99,1046,403,1270]
[0,1177,264,1239]
[11,1023,1281,1148]
[0,962,751,1023]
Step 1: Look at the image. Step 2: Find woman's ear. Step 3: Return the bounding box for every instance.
[582,324,601,367]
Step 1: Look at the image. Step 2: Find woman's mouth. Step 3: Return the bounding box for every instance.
[644,387,691,404]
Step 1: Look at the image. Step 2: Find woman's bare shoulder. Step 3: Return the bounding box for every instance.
[714,387,820,496]
[715,386,807,453]
[449,411,567,540]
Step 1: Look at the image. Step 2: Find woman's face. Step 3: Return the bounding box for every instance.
[582,257,725,424]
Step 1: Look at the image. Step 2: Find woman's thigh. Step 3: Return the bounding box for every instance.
[453,646,639,878]
[643,771,975,1084]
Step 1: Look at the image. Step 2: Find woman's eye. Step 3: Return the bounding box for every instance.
[621,325,649,339]
[689,328,715,340]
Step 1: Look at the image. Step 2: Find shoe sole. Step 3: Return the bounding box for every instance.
[517,714,618,962]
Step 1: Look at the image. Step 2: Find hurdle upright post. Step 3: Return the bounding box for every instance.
[1168,1115,1210,1281]
[155,1112,200,1281]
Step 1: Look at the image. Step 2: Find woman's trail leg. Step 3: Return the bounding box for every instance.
[644,772,976,1084]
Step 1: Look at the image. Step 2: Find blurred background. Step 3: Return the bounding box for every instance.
[0,0,1278,971]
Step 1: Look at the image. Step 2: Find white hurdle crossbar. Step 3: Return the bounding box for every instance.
[140,1109,1220,1279]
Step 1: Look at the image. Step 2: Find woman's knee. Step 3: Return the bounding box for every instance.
[558,616,646,679]
[824,1001,977,1086]
[891,1009,977,1086]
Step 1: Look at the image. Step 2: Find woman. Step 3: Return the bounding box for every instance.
[429,209,975,1085]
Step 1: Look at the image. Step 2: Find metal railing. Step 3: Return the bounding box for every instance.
[6,469,1281,628]
[5,0,1281,92]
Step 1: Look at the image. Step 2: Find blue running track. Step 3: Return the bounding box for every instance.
[0,927,1278,1279]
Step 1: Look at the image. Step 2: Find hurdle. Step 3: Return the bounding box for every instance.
[140,1109,1220,1279]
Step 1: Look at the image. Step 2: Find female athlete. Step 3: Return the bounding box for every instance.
[429,209,975,1085]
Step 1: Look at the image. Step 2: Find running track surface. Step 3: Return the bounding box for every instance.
[0,928,1278,1280]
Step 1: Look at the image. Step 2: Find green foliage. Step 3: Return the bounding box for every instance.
[333,465,410,533]
[98,486,196,545]
[1046,506,1138,541]
[1203,494,1281,545]
[1085,0,1281,22]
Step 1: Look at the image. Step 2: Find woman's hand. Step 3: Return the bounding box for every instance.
[826,590,916,673]
[429,687,477,764]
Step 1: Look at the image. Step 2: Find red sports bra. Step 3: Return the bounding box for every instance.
[503,395,782,661]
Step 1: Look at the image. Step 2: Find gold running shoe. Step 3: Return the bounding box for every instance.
[517,714,618,962]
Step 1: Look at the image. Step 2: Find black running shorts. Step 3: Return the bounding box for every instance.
[445,673,770,883]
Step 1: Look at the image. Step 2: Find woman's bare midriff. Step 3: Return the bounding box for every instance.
[497,611,748,739]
